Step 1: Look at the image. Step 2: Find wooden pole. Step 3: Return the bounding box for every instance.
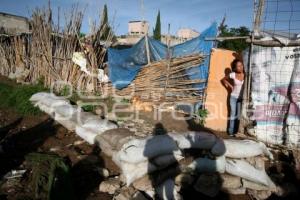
[145,34,151,64]
[164,23,171,93]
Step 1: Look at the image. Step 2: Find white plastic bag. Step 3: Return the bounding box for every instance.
[225,159,275,187]
[55,113,77,131]
[75,126,99,144]
[212,139,273,160]
[169,132,217,150]
[115,135,181,164]
[186,156,226,173]
[81,118,118,134]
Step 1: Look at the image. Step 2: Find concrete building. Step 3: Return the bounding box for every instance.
[161,35,182,46]
[128,20,149,36]
[177,28,200,41]
[0,12,30,34]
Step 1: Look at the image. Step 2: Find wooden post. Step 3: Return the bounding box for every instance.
[145,34,151,64]
[164,24,171,93]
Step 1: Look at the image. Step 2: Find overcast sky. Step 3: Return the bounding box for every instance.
[1,0,254,35]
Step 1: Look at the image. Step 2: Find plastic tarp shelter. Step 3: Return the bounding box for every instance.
[108,22,217,89]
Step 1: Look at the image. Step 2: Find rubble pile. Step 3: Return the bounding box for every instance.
[30,92,283,199]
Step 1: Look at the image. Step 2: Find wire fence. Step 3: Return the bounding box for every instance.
[247,0,300,148]
[260,0,300,37]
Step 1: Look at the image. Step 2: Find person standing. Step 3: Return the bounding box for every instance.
[221,59,245,136]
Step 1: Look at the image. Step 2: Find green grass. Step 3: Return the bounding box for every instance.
[0,82,47,115]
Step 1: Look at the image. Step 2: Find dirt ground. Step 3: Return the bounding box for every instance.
[0,106,252,200]
[0,78,299,200]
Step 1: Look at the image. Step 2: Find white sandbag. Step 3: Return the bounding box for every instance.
[55,113,77,131]
[225,159,275,187]
[210,138,226,156]
[30,92,51,102]
[75,126,99,144]
[116,160,157,186]
[152,154,184,168]
[34,101,55,115]
[115,135,181,164]
[156,179,182,200]
[169,132,217,150]
[77,112,100,125]
[186,156,225,173]
[54,104,80,118]
[115,153,183,186]
[212,139,273,160]
[37,97,69,109]
[81,118,118,134]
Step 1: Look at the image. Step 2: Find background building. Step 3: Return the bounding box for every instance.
[0,12,30,34]
[177,28,200,42]
[128,20,149,36]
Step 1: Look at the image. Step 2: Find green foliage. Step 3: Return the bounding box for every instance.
[196,109,209,126]
[0,82,47,115]
[153,10,161,41]
[218,25,250,52]
[121,98,130,103]
[81,104,96,112]
[79,32,86,38]
[100,4,115,41]
[59,85,71,97]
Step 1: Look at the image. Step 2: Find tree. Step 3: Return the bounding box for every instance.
[218,25,250,52]
[153,10,161,41]
[100,4,112,40]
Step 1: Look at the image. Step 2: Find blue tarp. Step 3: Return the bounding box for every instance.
[108,22,217,89]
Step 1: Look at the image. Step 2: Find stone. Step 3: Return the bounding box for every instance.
[114,186,136,200]
[193,173,222,197]
[220,174,242,189]
[132,191,149,200]
[174,173,194,188]
[222,187,246,195]
[247,189,272,200]
[97,167,109,178]
[242,179,271,191]
[132,176,153,192]
[99,178,121,194]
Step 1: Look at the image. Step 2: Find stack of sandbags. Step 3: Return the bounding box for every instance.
[30,92,118,144]
[109,131,277,200]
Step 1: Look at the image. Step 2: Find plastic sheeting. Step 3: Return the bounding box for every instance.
[108,23,217,89]
[249,45,300,147]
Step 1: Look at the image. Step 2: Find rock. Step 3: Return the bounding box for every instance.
[97,167,109,178]
[175,173,194,188]
[114,186,136,200]
[73,140,85,146]
[156,179,182,200]
[193,173,222,197]
[247,189,272,200]
[99,178,121,194]
[222,187,246,195]
[132,176,154,192]
[275,182,298,197]
[95,108,103,116]
[129,128,137,133]
[49,147,61,152]
[292,149,300,179]
[242,179,271,191]
[132,191,149,200]
[134,119,145,124]
[220,174,242,189]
